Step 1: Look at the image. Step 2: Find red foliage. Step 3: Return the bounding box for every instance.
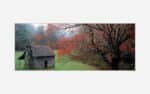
[71,34,85,42]
[56,37,73,57]
[46,24,59,34]
[56,34,87,57]
[57,49,64,57]
[33,34,43,42]
[65,44,73,54]
[119,39,135,54]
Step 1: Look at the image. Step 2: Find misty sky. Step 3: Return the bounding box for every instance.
[31,23,80,38]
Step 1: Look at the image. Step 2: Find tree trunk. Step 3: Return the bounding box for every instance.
[111,56,120,70]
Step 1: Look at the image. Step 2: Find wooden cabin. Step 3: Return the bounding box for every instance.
[19,45,55,69]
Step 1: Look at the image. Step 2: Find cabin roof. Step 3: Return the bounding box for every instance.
[31,45,54,57]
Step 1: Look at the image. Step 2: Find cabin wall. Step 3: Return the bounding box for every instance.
[32,56,54,69]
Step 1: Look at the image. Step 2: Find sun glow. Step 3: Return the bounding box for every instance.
[32,24,48,31]
[32,24,40,28]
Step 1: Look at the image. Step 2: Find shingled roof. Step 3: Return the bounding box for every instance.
[31,45,54,57]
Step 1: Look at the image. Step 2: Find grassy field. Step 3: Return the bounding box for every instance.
[15,51,25,70]
[15,51,97,70]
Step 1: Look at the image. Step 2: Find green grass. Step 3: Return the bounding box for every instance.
[15,51,25,70]
[15,51,97,70]
[55,55,97,70]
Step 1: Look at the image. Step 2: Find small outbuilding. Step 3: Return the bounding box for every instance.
[19,45,55,69]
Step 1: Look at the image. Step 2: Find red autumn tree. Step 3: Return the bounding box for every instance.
[56,33,87,57]
[64,24,135,70]
[56,37,73,57]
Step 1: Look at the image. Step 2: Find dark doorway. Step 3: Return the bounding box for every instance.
[44,60,48,68]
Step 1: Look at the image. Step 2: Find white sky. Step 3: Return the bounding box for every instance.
[31,23,80,38]
[32,23,48,31]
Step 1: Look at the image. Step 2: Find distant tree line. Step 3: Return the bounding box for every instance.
[15,24,34,51]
